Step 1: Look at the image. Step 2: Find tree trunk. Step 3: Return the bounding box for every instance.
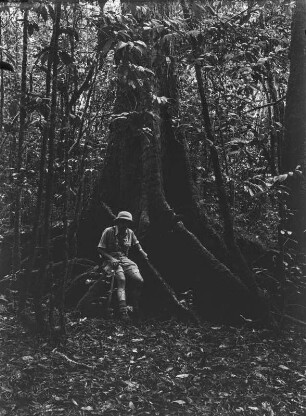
[77,10,268,323]
[13,10,28,274]
[18,34,53,316]
[0,16,4,142]
[32,2,62,331]
[282,0,306,254]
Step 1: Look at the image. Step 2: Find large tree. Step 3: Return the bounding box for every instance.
[77,1,269,323]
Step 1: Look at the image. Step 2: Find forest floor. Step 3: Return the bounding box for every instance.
[0,308,305,416]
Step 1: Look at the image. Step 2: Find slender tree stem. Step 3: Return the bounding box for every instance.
[13,10,28,274]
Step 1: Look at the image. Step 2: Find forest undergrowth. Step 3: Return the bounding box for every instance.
[0,306,305,416]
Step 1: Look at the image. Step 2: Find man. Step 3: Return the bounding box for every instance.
[97,211,148,319]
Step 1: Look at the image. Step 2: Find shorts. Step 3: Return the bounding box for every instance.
[104,253,142,281]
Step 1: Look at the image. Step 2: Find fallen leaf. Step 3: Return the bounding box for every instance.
[53,395,62,401]
[176,374,189,378]
[279,365,290,370]
[254,371,267,381]
[129,401,135,410]
[172,400,186,405]
[81,406,93,411]
[122,380,139,390]
[22,355,34,361]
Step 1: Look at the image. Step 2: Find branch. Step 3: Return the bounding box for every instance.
[52,349,96,370]
[271,311,306,326]
[145,259,201,324]
[243,95,286,114]
[69,65,95,111]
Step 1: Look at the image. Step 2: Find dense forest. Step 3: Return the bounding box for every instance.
[0,0,305,331]
[0,1,306,415]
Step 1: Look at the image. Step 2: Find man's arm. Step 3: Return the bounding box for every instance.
[135,243,148,260]
[130,229,148,260]
[98,247,120,267]
[97,229,120,267]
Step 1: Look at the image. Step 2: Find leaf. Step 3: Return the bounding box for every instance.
[276,173,290,182]
[0,295,8,303]
[133,45,146,56]
[122,380,139,391]
[22,355,34,361]
[172,400,186,405]
[176,373,189,378]
[128,80,137,89]
[27,23,34,37]
[0,61,14,72]
[53,395,62,401]
[187,30,201,38]
[128,401,135,410]
[279,365,290,370]
[191,3,206,17]
[60,27,79,42]
[116,41,128,51]
[38,5,49,22]
[134,40,147,48]
[81,406,93,411]
[257,57,268,65]
[59,50,74,65]
[100,38,114,55]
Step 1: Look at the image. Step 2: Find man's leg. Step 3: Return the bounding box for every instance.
[115,267,128,318]
[125,268,144,316]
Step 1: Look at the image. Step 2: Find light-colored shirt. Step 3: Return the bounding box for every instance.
[98,226,139,257]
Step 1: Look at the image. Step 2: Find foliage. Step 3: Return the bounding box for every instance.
[0,309,305,415]
[0,2,116,235]
[0,1,293,239]
[0,1,304,326]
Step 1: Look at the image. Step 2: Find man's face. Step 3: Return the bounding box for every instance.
[117,219,130,231]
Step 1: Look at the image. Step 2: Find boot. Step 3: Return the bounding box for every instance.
[118,300,129,322]
[130,289,141,320]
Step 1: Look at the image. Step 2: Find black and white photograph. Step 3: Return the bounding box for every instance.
[0,0,305,414]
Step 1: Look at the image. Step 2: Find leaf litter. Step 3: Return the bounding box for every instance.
[0,311,305,415]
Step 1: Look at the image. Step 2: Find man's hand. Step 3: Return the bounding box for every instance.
[140,250,148,261]
[110,258,120,268]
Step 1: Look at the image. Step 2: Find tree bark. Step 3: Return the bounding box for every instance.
[282,0,306,254]
[13,10,28,274]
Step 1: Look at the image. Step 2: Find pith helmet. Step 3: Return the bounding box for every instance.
[114,211,133,223]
